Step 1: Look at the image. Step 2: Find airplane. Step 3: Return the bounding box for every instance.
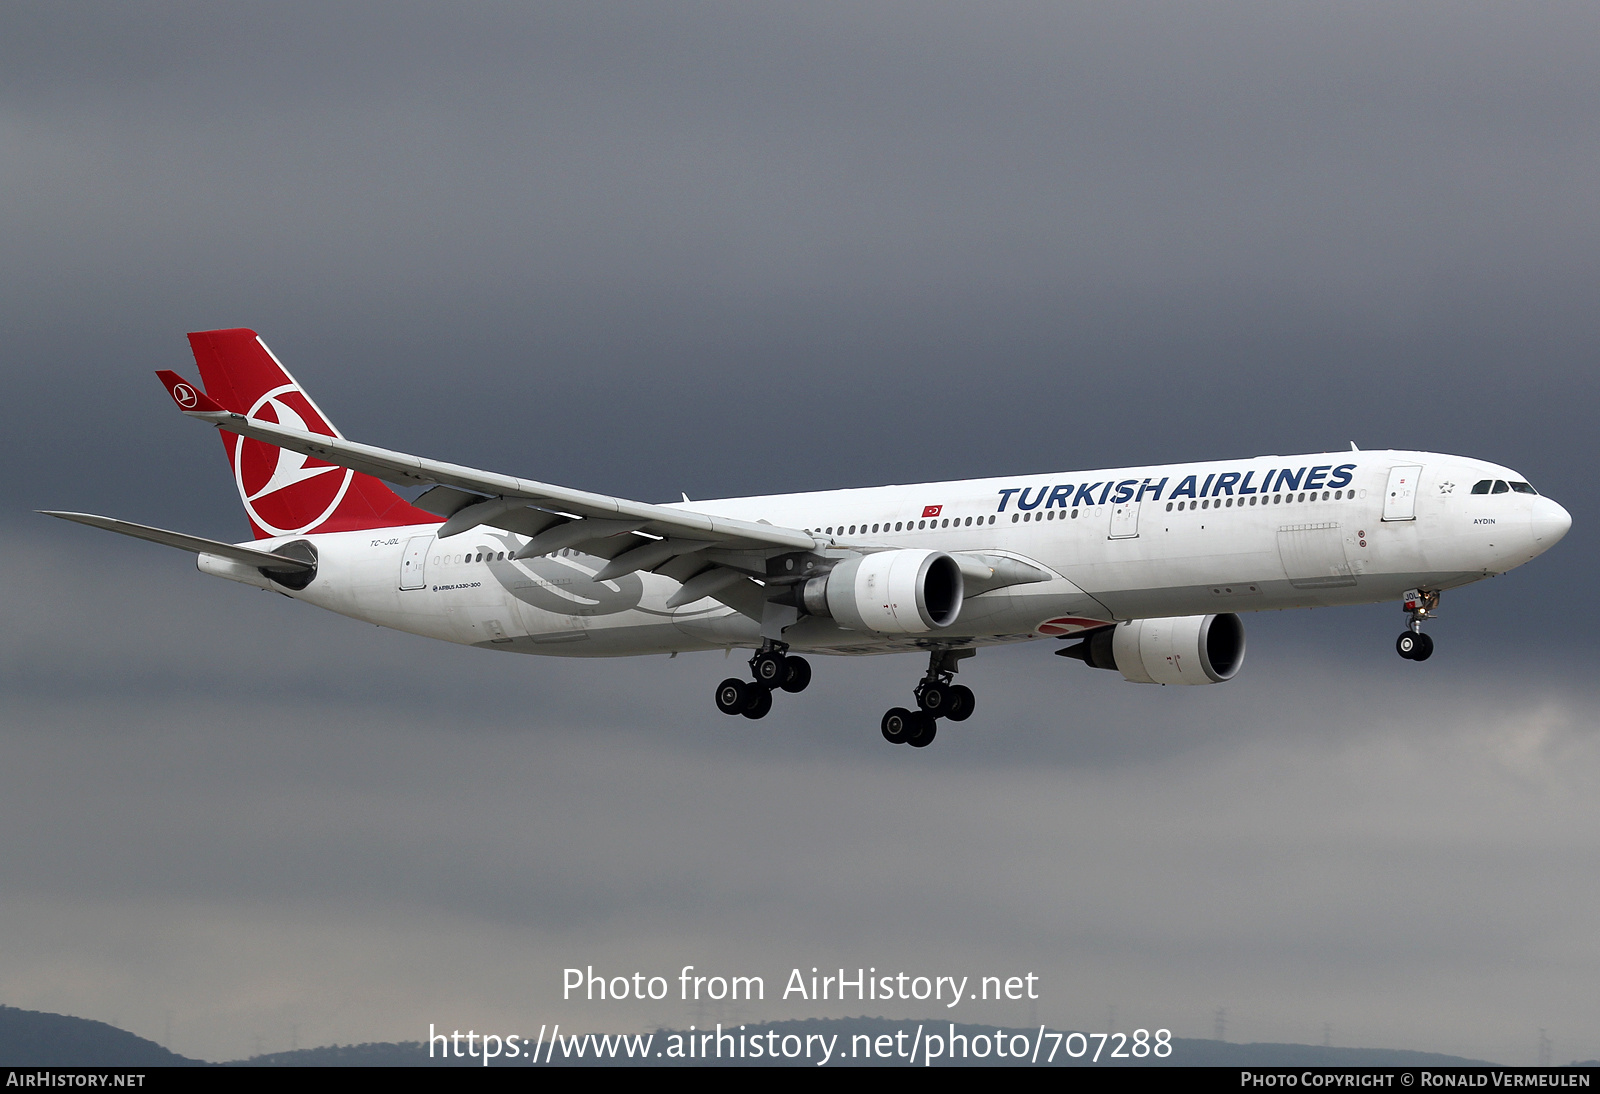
[46,329,1572,748]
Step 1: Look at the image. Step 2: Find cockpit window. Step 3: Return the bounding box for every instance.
[1510,481,1538,495]
[1471,480,1492,494]
[1491,480,1509,494]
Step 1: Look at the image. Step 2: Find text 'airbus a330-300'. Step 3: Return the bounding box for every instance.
[46,330,1572,748]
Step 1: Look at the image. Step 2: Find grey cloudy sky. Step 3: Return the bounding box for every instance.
[3,3,1598,1064]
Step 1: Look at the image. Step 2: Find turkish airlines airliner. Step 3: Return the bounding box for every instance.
[47,330,1571,747]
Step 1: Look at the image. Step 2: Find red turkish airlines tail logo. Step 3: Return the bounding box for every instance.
[185,328,440,539]
[234,385,354,537]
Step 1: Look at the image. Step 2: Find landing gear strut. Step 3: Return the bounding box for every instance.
[1396,589,1438,662]
[881,649,976,747]
[714,641,811,720]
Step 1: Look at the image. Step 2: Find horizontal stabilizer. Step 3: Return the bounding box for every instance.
[39,511,314,572]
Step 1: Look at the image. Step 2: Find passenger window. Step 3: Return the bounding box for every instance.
[1492,481,1509,494]
[1471,480,1492,495]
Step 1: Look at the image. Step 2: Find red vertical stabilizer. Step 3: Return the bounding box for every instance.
[185,328,440,539]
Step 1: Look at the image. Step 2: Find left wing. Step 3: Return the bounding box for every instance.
[155,370,817,600]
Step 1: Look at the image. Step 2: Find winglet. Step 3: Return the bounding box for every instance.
[155,370,227,415]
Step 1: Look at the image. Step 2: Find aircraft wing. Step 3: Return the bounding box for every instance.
[154,371,819,571]
[39,511,315,571]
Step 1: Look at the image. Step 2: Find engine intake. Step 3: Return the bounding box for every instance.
[1059,613,1245,685]
[802,550,964,634]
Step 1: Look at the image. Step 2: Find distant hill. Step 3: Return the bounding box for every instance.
[1,1007,1505,1067]
[0,1005,201,1066]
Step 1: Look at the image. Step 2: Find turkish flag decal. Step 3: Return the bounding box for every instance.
[922,505,942,518]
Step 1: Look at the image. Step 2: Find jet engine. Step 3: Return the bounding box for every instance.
[1059,613,1245,685]
[801,549,964,634]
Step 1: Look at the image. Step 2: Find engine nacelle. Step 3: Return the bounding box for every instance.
[1063,613,1245,685]
[801,549,964,634]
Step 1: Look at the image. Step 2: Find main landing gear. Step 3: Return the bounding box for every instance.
[1396,589,1439,662]
[714,642,811,720]
[881,649,977,749]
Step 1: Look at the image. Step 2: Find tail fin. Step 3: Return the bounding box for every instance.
[186,328,439,539]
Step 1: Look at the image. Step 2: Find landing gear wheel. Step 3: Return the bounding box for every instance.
[715,678,750,715]
[751,650,787,688]
[906,712,937,748]
[918,682,953,716]
[742,686,773,719]
[780,656,812,694]
[945,684,975,722]
[1396,632,1420,660]
[881,707,914,744]
[1411,632,1434,661]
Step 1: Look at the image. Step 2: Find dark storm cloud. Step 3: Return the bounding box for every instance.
[5,4,1599,505]
[3,4,1599,1065]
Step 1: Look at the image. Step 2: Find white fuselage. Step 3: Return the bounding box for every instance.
[197,450,1570,658]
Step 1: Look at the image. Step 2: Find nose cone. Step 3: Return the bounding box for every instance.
[1530,496,1572,551]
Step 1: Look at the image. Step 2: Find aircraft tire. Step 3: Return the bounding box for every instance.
[716,678,750,715]
[780,656,812,693]
[918,682,952,716]
[881,707,914,744]
[907,713,937,748]
[946,685,976,722]
[752,650,787,688]
[1396,633,1419,660]
[742,685,773,719]
[1412,633,1434,661]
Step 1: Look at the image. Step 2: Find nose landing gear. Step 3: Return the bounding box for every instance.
[714,642,811,719]
[1396,589,1438,661]
[881,649,976,747]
